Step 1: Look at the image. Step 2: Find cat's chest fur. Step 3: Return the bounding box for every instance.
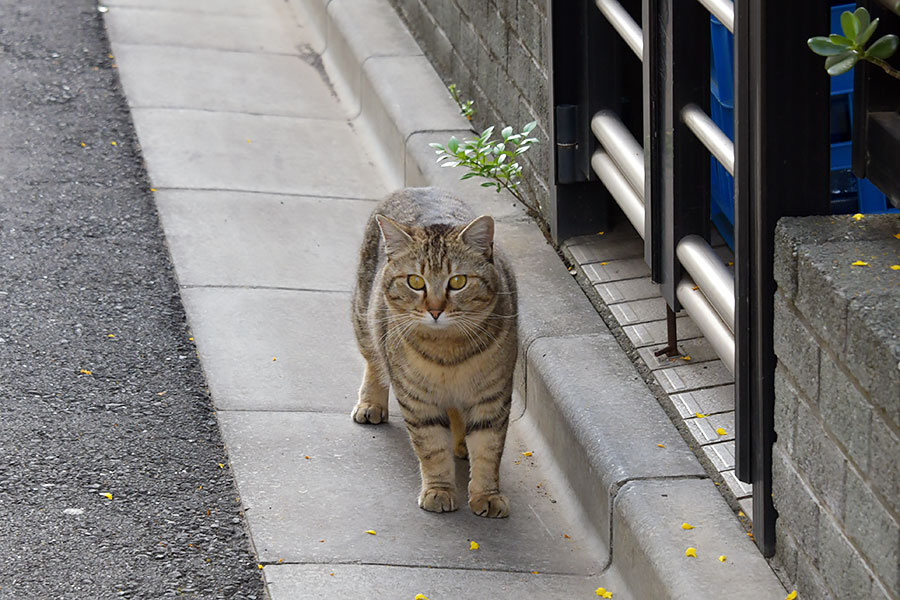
[394,332,510,406]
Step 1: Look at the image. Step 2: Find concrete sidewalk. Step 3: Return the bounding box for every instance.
[103,0,788,597]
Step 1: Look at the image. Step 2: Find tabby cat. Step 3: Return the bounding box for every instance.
[351,187,518,518]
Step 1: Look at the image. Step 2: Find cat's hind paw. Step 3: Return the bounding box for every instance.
[418,487,458,513]
[469,492,509,518]
[351,401,388,424]
[453,438,468,460]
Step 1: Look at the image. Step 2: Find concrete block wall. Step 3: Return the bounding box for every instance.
[772,215,900,600]
[386,0,551,217]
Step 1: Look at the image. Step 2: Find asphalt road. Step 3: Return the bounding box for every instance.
[0,2,265,597]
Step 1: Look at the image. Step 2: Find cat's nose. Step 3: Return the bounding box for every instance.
[428,309,443,321]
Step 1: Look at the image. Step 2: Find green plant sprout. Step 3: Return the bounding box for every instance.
[430,85,540,216]
[448,84,475,121]
[808,7,899,80]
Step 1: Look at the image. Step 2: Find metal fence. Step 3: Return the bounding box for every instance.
[548,0,832,556]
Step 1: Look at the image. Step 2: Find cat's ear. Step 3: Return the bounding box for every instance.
[375,214,413,257]
[458,215,494,259]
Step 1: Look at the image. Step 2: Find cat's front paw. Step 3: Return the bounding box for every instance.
[351,401,388,424]
[469,492,509,518]
[418,487,458,513]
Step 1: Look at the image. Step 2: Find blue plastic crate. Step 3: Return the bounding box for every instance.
[708,3,895,247]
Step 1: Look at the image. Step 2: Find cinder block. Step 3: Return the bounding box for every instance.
[773,365,800,456]
[773,220,801,301]
[772,447,820,556]
[483,6,509,66]
[794,249,849,354]
[869,413,900,517]
[795,548,837,600]
[819,356,872,472]
[817,510,875,598]
[773,290,820,403]
[843,467,900,597]
[794,400,847,517]
[773,523,800,588]
[516,0,543,62]
[846,294,900,428]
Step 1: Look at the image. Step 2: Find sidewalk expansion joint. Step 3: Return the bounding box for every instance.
[180,284,351,295]
[111,40,303,59]
[257,559,591,577]
[151,186,379,203]
[130,105,351,122]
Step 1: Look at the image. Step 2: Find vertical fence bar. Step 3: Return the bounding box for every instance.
[734,0,830,557]
[642,0,710,311]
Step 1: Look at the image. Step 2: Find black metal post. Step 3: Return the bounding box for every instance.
[733,0,830,557]
[547,0,611,243]
[642,0,710,313]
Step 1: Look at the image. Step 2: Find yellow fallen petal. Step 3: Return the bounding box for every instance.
[111,141,117,146]
[218,463,225,469]
[891,265,900,270]
[595,587,613,598]
[365,530,377,535]
[521,451,533,457]
[102,492,113,500]
[852,213,864,221]
[719,555,727,562]
[415,595,430,600]
[851,260,869,266]
[531,571,540,574]
[107,334,115,338]
[895,233,900,240]
[80,142,86,147]
[657,443,666,448]
[681,522,694,530]
[599,262,608,265]
[257,564,264,570]
[150,188,157,192]
[785,592,798,600]
[597,231,605,235]
[685,547,697,558]
[715,427,728,436]
[469,541,479,551]
[695,413,708,419]
[682,355,691,361]
[80,369,93,375]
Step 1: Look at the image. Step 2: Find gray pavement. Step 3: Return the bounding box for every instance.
[100,0,792,598]
[104,0,625,597]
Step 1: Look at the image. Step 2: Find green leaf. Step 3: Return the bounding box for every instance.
[865,34,898,59]
[448,137,459,153]
[857,18,879,47]
[428,142,444,150]
[501,126,513,140]
[480,182,496,188]
[460,172,478,180]
[854,7,871,34]
[828,34,854,48]
[841,10,860,42]
[523,121,537,134]
[825,50,859,75]
[809,37,846,56]
[480,126,495,141]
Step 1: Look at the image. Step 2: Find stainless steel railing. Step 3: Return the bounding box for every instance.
[590,1,738,375]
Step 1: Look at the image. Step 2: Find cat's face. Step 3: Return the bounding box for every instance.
[376,215,499,332]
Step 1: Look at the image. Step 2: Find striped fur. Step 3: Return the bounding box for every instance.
[351,188,518,518]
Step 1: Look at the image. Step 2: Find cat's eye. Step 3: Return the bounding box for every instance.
[407,274,426,290]
[448,274,467,290]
